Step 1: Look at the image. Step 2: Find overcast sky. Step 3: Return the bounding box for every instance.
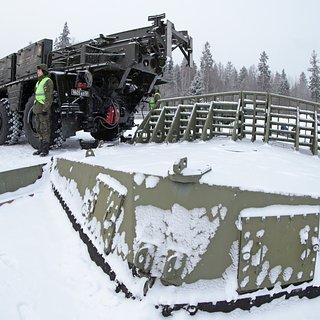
[1,0,319,81]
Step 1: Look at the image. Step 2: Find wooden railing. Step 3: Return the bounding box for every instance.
[132,91,320,155]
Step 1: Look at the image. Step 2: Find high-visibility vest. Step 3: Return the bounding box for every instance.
[149,96,156,110]
[35,77,50,104]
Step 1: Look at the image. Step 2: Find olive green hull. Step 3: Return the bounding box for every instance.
[50,156,320,300]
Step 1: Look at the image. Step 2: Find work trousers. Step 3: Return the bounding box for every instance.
[35,113,51,144]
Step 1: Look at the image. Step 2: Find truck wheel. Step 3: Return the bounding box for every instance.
[23,95,64,149]
[0,98,23,145]
[23,95,40,149]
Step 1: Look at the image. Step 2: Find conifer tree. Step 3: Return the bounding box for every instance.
[172,64,182,97]
[54,22,72,50]
[238,66,248,90]
[247,65,258,91]
[279,69,290,96]
[297,72,310,100]
[200,42,214,93]
[257,51,271,92]
[308,50,320,102]
[162,59,175,97]
[224,61,237,91]
[272,72,281,93]
[212,63,224,92]
[181,58,197,95]
[188,70,204,96]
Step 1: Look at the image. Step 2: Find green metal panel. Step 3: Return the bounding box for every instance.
[238,213,319,293]
[52,157,320,290]
[0,164,44,195]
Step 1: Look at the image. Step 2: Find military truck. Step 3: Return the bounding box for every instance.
[0,14,192,149]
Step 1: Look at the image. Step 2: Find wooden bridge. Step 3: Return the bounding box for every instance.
[132,91,320,155]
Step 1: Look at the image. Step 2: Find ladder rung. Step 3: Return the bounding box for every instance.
[270,104,297,111]
[270,113,297,119]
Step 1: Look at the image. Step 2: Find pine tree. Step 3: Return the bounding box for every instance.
[272,72,281,93]
[181,58,197,95]
[54,22,72,50]
[279,69,290,96]
[247,65,258,91]
[161,59,175,97]
[224,61,237,91]
[238,66,248,90]
[212,63,224,92]
[297,72,310,100]
[188,70,204,96]
[200,42,214,93]
[257,51,271,92]
[172,64,182,97]
[308,50,320,102]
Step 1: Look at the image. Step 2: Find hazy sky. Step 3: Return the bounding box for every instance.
[1,0,319,81]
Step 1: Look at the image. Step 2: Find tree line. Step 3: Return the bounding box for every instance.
[161,42,320,102]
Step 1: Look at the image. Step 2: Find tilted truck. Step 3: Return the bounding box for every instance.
[0,14,193,149]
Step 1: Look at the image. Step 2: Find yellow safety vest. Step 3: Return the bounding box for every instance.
[149,96,156,110]
[35,77,50,104]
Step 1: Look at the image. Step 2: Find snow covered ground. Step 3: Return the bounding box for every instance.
[1,132,320,320]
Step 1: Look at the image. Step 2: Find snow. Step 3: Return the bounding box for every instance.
[97,173,128,196]
[56,140,320,198]
[241,205,320,218]
[1,132,320,319]
[134,204,220,279]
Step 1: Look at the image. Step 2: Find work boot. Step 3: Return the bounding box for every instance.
[33,141,43,155]
[40,142,49,157]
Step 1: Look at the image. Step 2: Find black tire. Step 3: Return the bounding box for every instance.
[0,98,23,145]
[23,95,64,149]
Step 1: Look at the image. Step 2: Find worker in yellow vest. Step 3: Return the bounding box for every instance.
[32,64,54,156]
[154,89,161,103]
[149,89,161,111]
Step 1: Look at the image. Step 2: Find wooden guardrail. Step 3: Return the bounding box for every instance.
[132,91,320,155]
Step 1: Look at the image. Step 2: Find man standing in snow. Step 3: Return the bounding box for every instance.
[32,64,54,157]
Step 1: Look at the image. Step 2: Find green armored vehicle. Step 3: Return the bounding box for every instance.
[49,91,320,316]
[0,14,192,149]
